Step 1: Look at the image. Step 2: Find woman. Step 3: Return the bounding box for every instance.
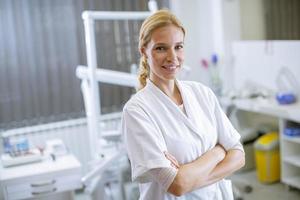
[122,9,245,200]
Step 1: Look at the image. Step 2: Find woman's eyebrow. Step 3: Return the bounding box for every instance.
[154,42,184,46]
[154,43,167,46]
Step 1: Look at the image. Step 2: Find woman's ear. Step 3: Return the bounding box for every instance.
[140,47,147,59]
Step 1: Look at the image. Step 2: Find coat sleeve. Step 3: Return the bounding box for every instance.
[208,89,244,152]
[122,104,173,183]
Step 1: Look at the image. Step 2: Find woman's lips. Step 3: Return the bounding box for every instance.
[162,65,178,71]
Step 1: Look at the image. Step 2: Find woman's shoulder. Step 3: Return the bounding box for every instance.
[123,88,150,111]
[179,80,218,108]
[179,80,213,95]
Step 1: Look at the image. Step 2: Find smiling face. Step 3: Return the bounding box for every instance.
[142,25,185,85]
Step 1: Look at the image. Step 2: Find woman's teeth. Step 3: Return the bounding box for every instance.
[163,65,177,70]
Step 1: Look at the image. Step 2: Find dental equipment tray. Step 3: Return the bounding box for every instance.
[1,148,42,167]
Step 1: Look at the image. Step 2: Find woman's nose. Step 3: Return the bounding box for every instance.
[166,49,177,62]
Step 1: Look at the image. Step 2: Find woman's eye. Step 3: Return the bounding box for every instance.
[155,46,166,51]
[175,45,183,50]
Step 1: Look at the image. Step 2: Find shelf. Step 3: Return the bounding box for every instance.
[283,155,300,167]
[282,176,300,189]
[220,97,300,122]
[282,135,300,144]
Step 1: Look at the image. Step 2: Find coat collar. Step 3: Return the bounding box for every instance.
[145,79,204,139]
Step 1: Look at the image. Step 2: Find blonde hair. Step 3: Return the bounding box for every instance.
[137,10,185,91]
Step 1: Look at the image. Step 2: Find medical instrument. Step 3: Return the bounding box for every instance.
[276,67,300,98]
[274,66,299,105]
[3,136,29,155]
[45,139,68,157]
[76,1,158,199]
[200,54,222,96]
[1,136,43,167]
[1,148,42,168]
[77,4,157,159]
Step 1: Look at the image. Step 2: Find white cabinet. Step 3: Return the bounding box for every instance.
[221,97,300,189]
[0,154,82,200]
[280,119,300,189]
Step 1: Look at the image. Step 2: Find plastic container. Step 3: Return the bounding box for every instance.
[276,92,296,105]
[284,127,300,137]
[254,132,280,183]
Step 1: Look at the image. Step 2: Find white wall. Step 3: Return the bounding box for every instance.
[221,0,241,91]
[170,0,215,85]
[170,0,269,92]
[170,0,242,91]
[232,41,300,95]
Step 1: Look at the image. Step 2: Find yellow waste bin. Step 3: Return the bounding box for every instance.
[254,132,280,183]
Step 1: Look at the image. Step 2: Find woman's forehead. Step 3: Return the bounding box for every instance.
[150,25,184,44]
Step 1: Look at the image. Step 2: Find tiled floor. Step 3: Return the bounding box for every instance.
[76,170,300,200]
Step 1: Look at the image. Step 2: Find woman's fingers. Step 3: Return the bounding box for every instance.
[164,151,180,168]
[165,154,179,168]
[171,163,178,169]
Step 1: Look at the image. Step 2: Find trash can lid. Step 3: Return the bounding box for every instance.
[254,132,279,151]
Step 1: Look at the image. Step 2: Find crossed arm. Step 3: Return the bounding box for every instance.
[166,145,245,196]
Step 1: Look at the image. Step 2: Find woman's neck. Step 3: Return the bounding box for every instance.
[150,78,183,105]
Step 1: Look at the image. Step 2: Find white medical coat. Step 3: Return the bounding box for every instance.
[122,80,242,200]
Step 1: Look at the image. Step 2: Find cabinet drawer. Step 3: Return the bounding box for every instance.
[5,174,81,200]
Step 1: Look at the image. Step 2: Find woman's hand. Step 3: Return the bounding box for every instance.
[164,151,180,169]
